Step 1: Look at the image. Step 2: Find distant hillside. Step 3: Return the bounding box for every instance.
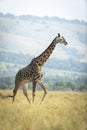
[0,13,87,57]
[0,12,87,68]
[0,13,87,90]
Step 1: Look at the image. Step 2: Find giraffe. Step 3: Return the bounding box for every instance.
[13,33,68,103]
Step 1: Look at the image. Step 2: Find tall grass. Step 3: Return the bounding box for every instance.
[0,90,87,130]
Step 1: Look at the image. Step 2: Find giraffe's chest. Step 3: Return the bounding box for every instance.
[30,65,43,80]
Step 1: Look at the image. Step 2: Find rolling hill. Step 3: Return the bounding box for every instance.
[0,12,87,90]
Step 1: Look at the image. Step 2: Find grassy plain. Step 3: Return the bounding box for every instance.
[0,90,87,130]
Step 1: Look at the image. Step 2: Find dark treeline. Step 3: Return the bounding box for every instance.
[0,51,87,73]
[0,76,87,91]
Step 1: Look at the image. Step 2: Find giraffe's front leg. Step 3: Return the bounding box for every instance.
[32,81,36,103]
[37,80,47,103]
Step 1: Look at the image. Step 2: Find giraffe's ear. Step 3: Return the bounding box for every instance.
[58,33,60,37]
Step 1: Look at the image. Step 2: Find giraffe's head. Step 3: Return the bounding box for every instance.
[54,33,68,45]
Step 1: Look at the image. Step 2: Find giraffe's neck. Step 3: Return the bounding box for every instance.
[34,39,58,66]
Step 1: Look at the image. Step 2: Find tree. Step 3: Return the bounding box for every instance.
[67,81,77,91]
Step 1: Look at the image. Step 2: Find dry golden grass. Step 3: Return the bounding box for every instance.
[0,90,87,130]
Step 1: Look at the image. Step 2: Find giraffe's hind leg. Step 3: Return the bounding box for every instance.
[13,88,18,103]
[32,81,36,103]
[22,84,31,103]
[13,82,19,103]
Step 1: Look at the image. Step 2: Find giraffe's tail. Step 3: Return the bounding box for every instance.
[8,95,13,98]
[0,93,13,99]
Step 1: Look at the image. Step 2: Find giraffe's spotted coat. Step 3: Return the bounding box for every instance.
[13,34,68,103]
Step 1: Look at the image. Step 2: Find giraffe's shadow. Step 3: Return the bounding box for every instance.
[0,93,13,99]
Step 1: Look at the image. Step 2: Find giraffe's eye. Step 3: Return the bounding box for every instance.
[60,38,63,41]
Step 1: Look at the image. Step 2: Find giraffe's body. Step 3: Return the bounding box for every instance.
[13,34,68,103]
[15,59,43,83]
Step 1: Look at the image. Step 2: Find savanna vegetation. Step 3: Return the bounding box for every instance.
[0,90,87,130]
[0,13,87,130]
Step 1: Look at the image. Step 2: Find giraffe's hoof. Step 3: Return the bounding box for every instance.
[40,101,44,104]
